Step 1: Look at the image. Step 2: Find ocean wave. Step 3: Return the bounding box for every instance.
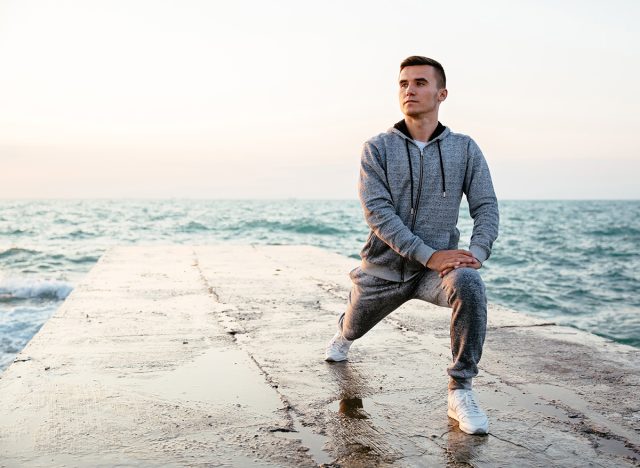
[0,228,31,236]
[586,226,640,237]
[0,276,73,300]
[68,229,97,239]
[0,247,39,259]
[179,221,210,232]
[236,219,343,235]
[589,245,635,258]
[68,255,100,264]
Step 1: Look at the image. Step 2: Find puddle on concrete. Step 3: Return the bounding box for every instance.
[340,382,640,464]
[274,411,333,466]
[328,392,490,466]
[523,383,640,460]
[329,391,435,420]
[480,385,570,422]
[523,383,637,441]
[482,383,639,461]
[125,347,282,417]
[446,426,489,465]
[594,436,639,462]
[106,346,336,464]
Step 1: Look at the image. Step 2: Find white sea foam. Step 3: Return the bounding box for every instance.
[0,276,73,300]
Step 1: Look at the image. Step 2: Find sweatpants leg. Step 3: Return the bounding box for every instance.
[413,267,488,391]
[338,267,417,341]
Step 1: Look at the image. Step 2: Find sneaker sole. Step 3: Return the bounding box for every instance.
[324,355,348,362]
[447,407,488,435]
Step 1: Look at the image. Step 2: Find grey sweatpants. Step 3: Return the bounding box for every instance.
[338,266,487,391]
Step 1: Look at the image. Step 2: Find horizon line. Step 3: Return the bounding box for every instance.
[1,197,639,202]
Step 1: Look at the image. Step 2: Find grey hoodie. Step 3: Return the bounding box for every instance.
[359,120,499,282]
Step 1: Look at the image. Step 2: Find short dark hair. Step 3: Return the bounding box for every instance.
[400,56,446,89]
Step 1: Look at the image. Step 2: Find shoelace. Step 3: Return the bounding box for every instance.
[456,392,482,419]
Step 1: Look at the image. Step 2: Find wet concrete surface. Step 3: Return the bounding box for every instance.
[1,245,639,467]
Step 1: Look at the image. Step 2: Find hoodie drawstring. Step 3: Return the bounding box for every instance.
[437,140,446,198]
[404,139,415,214]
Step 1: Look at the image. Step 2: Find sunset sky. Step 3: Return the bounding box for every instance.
[1,0,638,199]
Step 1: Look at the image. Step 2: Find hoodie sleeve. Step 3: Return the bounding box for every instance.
[359,141,435,266]
[464,138,500,264]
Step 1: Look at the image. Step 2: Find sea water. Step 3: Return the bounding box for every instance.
[1,199,638,372]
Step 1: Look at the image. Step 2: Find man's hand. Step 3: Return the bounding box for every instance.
[425,249,482,278]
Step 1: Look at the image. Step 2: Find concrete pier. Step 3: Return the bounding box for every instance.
[0,245,638,467]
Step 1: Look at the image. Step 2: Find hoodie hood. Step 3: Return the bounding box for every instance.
[391,120,448,145]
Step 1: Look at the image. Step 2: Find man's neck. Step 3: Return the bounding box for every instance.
[405,116,438,142]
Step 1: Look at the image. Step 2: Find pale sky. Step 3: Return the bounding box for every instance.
[1,0,638,199]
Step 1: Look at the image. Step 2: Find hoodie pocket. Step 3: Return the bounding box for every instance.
[423,229,451,251]
[363,231,385,258]
[369,235,385,257]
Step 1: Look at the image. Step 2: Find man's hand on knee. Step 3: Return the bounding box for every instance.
[426,250,482,278]
[439,259,481,278]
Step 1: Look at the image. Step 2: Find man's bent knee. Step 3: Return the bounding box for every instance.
[446,268,486,302]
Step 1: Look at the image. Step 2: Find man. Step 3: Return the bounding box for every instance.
[324,56,499,435]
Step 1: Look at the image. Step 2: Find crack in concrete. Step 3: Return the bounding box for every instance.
[406,429,462,464]
[191,248,333,466]
[191,252,221,303]
[392,440,439,463]
[488,432,535,452]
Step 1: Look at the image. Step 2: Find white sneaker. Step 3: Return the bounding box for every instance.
[447,389,489,435]
[324,331,353,362]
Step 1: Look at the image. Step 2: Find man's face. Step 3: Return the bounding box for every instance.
[398,65,447,118]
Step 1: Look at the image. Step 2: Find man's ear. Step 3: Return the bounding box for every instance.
[438,88,448,102]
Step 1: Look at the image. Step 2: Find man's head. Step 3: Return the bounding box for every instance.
[398,56,448,119]
[400,56,446,89]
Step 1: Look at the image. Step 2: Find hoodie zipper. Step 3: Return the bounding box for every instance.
[400,145,425,282]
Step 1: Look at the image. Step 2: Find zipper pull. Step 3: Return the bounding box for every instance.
[442,191,446,198]
[411,207,415,215]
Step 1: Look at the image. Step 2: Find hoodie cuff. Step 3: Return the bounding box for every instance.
[415,244,436,267]
[469,245,489,264]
